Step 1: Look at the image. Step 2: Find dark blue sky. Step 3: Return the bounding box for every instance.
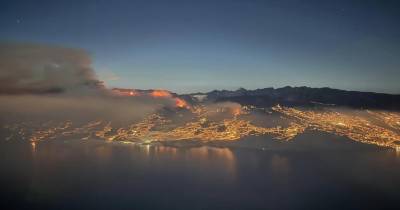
[1,0,399,93]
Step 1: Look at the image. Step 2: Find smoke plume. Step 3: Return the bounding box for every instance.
[0,43,103,95]
[0,43,179,124]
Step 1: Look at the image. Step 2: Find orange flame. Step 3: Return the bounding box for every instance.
[129,91,140,96]
[150,90,172,98]
[112,88,141,96]
[113,88,189,109]
[175,98,189,109]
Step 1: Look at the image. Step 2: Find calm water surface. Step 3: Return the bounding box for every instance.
[1,134,400,210]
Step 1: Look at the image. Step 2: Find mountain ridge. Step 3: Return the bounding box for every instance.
[182,86,400,110]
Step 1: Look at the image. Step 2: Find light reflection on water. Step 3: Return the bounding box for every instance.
[270,154,291,175]
[1,138,400,210]
[126,144,238,181]
[30,141,36,154]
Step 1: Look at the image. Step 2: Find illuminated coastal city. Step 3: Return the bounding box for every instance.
[2,1,400,209]
[5,96,400,151]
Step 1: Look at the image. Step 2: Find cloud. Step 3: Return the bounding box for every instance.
[98,71,120,82]
[0,43,182,125]
[0,43,103,95]
[0,94,176,124]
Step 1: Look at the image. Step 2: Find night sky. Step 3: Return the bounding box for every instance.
[1,0,399,93]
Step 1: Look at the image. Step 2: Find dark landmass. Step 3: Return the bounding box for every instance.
[183,86,400,110]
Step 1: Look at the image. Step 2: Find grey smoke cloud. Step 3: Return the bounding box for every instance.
[0,43,180,124]
[0,43,103,94]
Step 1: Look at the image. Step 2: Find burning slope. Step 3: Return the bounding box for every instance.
[175,98,189,108]
[112,88,141,96]
[150,90,172,97]
[112,88,190,109]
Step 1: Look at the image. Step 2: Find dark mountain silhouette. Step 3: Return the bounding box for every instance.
[184,86,400,110]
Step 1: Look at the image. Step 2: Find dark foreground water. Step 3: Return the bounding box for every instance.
[1,133,400,210]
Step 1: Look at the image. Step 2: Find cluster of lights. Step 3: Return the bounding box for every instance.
[4,104,400,150]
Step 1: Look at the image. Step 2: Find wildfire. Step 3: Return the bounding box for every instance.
[112,88,141,96]
[175,98,189,109]
[150,90,172,98]
[113,88,189,109]
[129,91,140,96]
[150,90,189,108]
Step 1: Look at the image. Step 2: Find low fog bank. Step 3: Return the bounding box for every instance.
[0,94,178,124]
